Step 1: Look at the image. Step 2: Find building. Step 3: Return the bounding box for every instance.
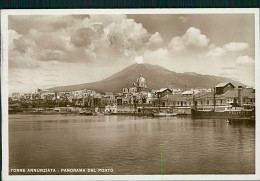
[181,89,200,96]
[104,105,117,113]
[123,74,149,94]
[11,93,21,101]
[156,88,173,98]
[215,82,235,95]
[223,87,255,108]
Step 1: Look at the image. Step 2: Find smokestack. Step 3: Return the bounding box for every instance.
[238,86,243,107]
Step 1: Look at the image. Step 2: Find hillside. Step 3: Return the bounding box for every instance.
[50,63,245,93]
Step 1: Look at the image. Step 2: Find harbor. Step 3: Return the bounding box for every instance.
[9,114,255,175]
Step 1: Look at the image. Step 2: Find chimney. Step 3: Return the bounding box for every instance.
[238,86,243,107]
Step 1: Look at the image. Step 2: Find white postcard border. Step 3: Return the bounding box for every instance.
[1,8,260,180]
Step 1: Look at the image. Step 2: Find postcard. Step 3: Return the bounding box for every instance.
[1,8,259,180]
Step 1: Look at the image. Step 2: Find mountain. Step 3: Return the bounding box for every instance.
[50,63,245,93]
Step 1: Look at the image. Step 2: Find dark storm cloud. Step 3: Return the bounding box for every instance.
[70,28,95,47]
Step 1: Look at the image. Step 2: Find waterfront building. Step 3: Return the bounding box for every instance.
[171,88,182,94]
[72,90,85,99]
[223,87,255,108]
[20,93,32,100]
[83,89,96,97]
[182,89,200,96]
[104,105,117,113]
[11,93,20,99]
[147,92,157,104]
[156,88,173,98]
[215,82,235,95]
[100,93,117,106]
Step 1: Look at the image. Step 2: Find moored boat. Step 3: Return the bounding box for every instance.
[79,111,85,115]
[191,85,255,119]
[228,117,255,124]
[153,112,177,117]
[93,112,104,116]
[191,107,254,119]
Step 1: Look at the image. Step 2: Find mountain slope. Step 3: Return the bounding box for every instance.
[50,63,245,93]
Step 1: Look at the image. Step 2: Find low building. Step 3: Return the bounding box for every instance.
[215,82,235,95]
[156,88,173,98]
[181,89,200,96]
[223,87,255,108]
[105,105,117,113]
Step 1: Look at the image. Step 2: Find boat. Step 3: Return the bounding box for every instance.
[191,107,254,119]
[191,87,255,119]
[79,111,85,115]
[153,91,177,117]
[153,112,177,117]
[84,112,93,116]
[93,112,104,116]
[79,110,93,115]
[228,117,255,124]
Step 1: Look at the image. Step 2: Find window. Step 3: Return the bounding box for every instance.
[201,101,203,105]
[207,100,209,105]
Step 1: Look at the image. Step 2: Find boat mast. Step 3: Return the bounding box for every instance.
[192,90,196,109]
[213,87,216,112]
[158,92,161,112]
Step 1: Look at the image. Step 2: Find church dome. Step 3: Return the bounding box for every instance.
[136,74,146,85]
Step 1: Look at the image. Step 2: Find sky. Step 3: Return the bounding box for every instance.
[8,14,255,93]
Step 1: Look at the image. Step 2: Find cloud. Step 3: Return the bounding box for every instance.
[168,37,185,51]
[184,27,210,47]
[206,41,249,57]
[206,47,226,57]
[168,27,209,51]
[146,32,164,49]
[106,19,150,56]
[9,15,154,67]
[89,14,126,26]
[9,49,42,69]
[223,42,249,52]
[178,16,190,23]
[8,29,22,51]
[70,28,95,47]
[13,36,36,54]
[37,49,64,61]
[9,15,82,35]
[222,66,237,70]
[143,48,169,63]
[135,56,144,64]
[235,55,254,65]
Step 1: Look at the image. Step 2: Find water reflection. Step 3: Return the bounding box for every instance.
[9,114,255,174]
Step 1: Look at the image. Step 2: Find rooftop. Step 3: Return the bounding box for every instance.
[215,82,234,88]
[223,88,254,98]
[182,90,200,95]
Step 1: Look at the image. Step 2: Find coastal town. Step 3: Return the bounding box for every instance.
[9,74,255,117]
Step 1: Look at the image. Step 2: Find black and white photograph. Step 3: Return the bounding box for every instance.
[1,9,259,180]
